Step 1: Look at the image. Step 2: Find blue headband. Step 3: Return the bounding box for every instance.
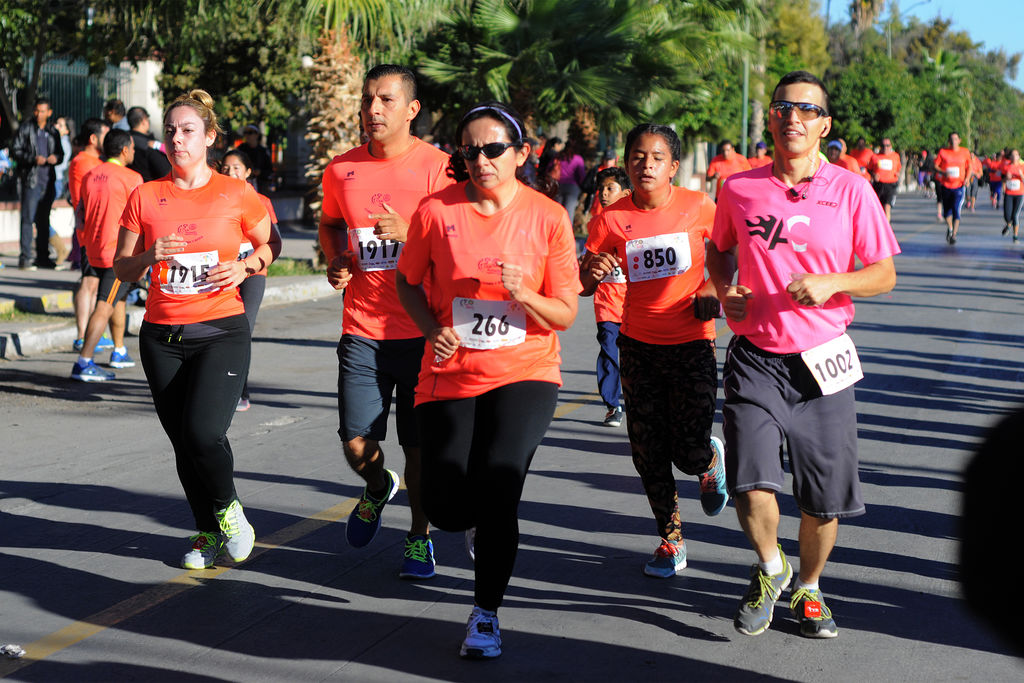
[463,106,523,142]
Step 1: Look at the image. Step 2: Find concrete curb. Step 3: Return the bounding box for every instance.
[1,276,338,359]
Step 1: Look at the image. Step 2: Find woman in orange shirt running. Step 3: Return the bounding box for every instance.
[113,90,276,570]
[396,101,580,659]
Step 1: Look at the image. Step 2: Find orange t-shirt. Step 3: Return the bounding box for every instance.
[934,147,972,189]
[849,147,875,179]
[585,187,717,345]
[120,173,268,325]
[747,155,773,169]
[986,158,1004,182]
[585,215,626,323]
[81,160,143,267]
[321,138,453,340]
[237,192,279,277]
[835,154,861,174]
[398,183,581,405]
[868,151,902,184]
[68,149,103,209]
[708,154,752,196]
[1003,162,1024,196]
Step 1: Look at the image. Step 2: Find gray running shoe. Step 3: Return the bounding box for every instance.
[734,547,792,636]
[790,587,839,638]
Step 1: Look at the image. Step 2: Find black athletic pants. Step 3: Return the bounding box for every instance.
[416,381,559,611]
[139,315,250,532]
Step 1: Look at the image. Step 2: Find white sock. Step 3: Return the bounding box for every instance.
[759,551,784,576]
[794,579,819,592]
[114,346,127,355]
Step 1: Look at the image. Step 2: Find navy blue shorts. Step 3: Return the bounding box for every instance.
[941,185,965,221]
[722,336,864,519]
[336,333,424,447]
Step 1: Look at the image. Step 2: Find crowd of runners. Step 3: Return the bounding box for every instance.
[14,63,912,659]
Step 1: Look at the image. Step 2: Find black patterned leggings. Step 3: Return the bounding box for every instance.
[618,335,717,542]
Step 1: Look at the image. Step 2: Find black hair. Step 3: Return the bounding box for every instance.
[624,124,682,163]
[126,106,149,129]
[537,137,562,177]
[718,139,734,154]
[102,128,133,158]
[75,118,108,147]
[446,101,527,183]
[103,98,125,117]
[222,147,253,171]
[596,166,631,191]
[33,97,51,109]
[365,64,417,101]
[772,70,830,116]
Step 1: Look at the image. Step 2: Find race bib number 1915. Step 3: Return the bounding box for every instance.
[452,297,527,350]
[800,333,863,395]
[350,227,401,272]
[154,250,219,295]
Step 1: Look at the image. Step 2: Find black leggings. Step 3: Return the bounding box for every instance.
[238,274,266,400]
[416,381,559,611]
[1004,194,1023,231]
[139,315,250,532]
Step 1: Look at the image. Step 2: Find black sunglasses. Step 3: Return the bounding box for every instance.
[769,100,828,121]
[458,142,518,161]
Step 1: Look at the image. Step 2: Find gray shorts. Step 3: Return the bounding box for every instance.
[337,333,424,447]
[722,336,864,518]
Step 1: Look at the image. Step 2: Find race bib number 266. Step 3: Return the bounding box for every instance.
[451,297,527,350]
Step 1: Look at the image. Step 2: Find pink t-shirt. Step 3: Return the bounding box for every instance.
[712,163,901,354]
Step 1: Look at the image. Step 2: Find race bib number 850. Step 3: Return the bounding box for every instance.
[154,250,219,295]
[625,233,691,282]
[350,227,401,271]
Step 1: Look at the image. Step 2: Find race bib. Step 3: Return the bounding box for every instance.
[1007,179,1022,192]
[601,264,627,284]
[349,227,401,272]
[452,297,526,350]
[237,241,254,261]
[154,250,219,295]
[625,233,691,282]
[878,159,893,171]
[946,166,960,179]
[801,333,863,396]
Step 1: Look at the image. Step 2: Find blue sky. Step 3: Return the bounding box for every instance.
[824,0,1024,92]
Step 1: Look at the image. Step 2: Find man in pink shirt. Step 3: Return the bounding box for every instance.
[708,70,900,641]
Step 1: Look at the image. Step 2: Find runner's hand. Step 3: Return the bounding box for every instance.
[150,235,187,263]
[723,285,753,321]
[327,252,353,290]
[205,260,248,290]
[586,252,620,281]
[369,203,409,242]
[787,273,835,307]
[428,326,461,360]
[498,261,528,301]
[692,294,723,321]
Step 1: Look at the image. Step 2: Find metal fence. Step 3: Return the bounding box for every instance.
[28,56,133,134]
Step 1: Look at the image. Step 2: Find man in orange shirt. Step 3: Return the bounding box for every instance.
[868,138,902,222]
[849,137,875,181]
[934,131,972,244]
[70,129,143,381]
[319,64,452,579]
[706,139,751,200]
[747,141,772,169]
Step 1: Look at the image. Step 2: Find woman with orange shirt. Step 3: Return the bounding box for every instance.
[113,90,276,570]
[396,102,579,659]
[1002,149,1023,242]
[580,124,728,580]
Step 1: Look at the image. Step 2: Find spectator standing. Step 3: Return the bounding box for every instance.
[12,98,64,269]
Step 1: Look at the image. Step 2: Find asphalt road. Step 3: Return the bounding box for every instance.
[1,193,1022,681]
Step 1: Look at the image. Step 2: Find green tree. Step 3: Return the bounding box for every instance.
[827,51,923,148]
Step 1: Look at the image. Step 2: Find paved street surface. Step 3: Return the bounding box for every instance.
[2,194,1022,681]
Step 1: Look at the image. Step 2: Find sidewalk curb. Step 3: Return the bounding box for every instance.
[1,276,338,360]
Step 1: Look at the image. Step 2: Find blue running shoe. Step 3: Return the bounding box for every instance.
[108,350,136,368]
[699,436,729,516]
[643,539,687,577]
[399,534,436,580]
[71,360,114,382]
[72,338,85,352]
[346,469,399,548]
[94,334,114,352]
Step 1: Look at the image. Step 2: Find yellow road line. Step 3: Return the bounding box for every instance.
[2,397,595,677]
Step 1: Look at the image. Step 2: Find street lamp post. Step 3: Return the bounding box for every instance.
[887,0,932,59]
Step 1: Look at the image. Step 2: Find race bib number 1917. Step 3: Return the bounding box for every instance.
[350,227,401,272]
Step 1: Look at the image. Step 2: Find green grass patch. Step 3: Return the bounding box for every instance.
[267,257,320,277]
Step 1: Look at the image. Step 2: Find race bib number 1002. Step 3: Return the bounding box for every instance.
[350,227,402,272]
[625,233,692,282]
[154,250,219,295]
[800,333,864,395]
[451,297,527,350]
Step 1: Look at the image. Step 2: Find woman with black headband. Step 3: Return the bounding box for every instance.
[396,101,580,659]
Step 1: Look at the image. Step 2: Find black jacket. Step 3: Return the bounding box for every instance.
[128,130,171,182]
[12,120,64,190]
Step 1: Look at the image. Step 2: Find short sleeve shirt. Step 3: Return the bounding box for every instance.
[708,154,752,196]
[585,187,717,345]
[120,173,268,324]
[68,150,103,209]
[712,163,901,354]
[585,215,626,323]
[321,138,453,340]
[81,160,143,267]
[868,152,902,184]
[1004,162,1024,196]
[398,183,581,404]
[934,147,972,189]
